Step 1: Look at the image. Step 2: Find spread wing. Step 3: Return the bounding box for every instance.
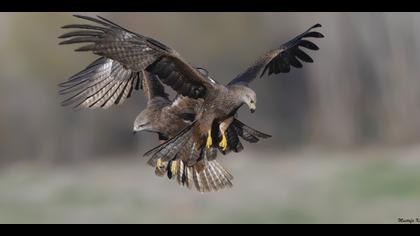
[59,57,143,109]
[59,15,214,109]
[228,24,324,86]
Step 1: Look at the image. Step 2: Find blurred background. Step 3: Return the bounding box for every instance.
[1,12,420,223]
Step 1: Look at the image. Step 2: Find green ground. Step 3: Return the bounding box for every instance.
[1,147,420,224]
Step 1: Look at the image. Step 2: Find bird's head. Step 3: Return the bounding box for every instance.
[236,86,257,113]
[133,110,154,135]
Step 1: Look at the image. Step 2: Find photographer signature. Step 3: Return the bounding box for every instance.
[398,218,420,224]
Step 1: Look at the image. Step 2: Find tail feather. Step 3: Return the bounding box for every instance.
[144,120,248,192]
[167,130,234,192]
[211,161,233,188]
[184,138,203,167]
[213,159,234,181]
[203,164,218,190]
[152,142,233,192]
[200,159,233,192]
[207,161,224,189]
[184,166,194,189]
[197,163,211,192]
[205,146,217,161]
[176,160,185,185]
[192,167,204,192]
[168,149,233,192]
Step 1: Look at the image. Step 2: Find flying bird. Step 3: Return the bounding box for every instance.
[58,14,323,190]
[58,15,270,192]
[132,70,270,192]
[142,26,324,161]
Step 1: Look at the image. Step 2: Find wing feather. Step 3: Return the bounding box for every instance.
[59,57,142,109]
[59,14,213,106]
[141,71,169,102]
[228,23,323,86]
[232,119,272,144]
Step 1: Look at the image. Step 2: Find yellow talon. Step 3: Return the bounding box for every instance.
[219,133,228,151]
[206,130,213,148]
[171,161,178,176]
[156,159,162,168]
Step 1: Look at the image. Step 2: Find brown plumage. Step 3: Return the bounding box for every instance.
[58,14,212,107]
[143,23,323,162]
[58,14,322,191]
[58,15,270,191]
[133,72,270,192]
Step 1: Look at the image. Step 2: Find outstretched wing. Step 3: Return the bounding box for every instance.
[59,15,214,109]
[228,24,324,86]
[59,57,142,108]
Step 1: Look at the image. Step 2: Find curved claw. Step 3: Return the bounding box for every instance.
[156,159,163,168]
[219,133,228,151]
[206,130,213,148]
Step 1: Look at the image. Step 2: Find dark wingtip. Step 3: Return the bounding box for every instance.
[262,133,272,139]
[306,23,324,38]
[96,15,108,21]
[143,147,157,157]
[255,130,272,139]
[313,23,322,28]
[73,14,87,20]
[60,100,71,107]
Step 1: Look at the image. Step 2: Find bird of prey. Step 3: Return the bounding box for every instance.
[132,70,270,192]
[142,26,324,161]
[58,15,270,192]
[58,14,323,190]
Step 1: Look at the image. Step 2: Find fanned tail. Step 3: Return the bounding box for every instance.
[144,118,269,192]
[151,142,234,193]
[170,149,233,193]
